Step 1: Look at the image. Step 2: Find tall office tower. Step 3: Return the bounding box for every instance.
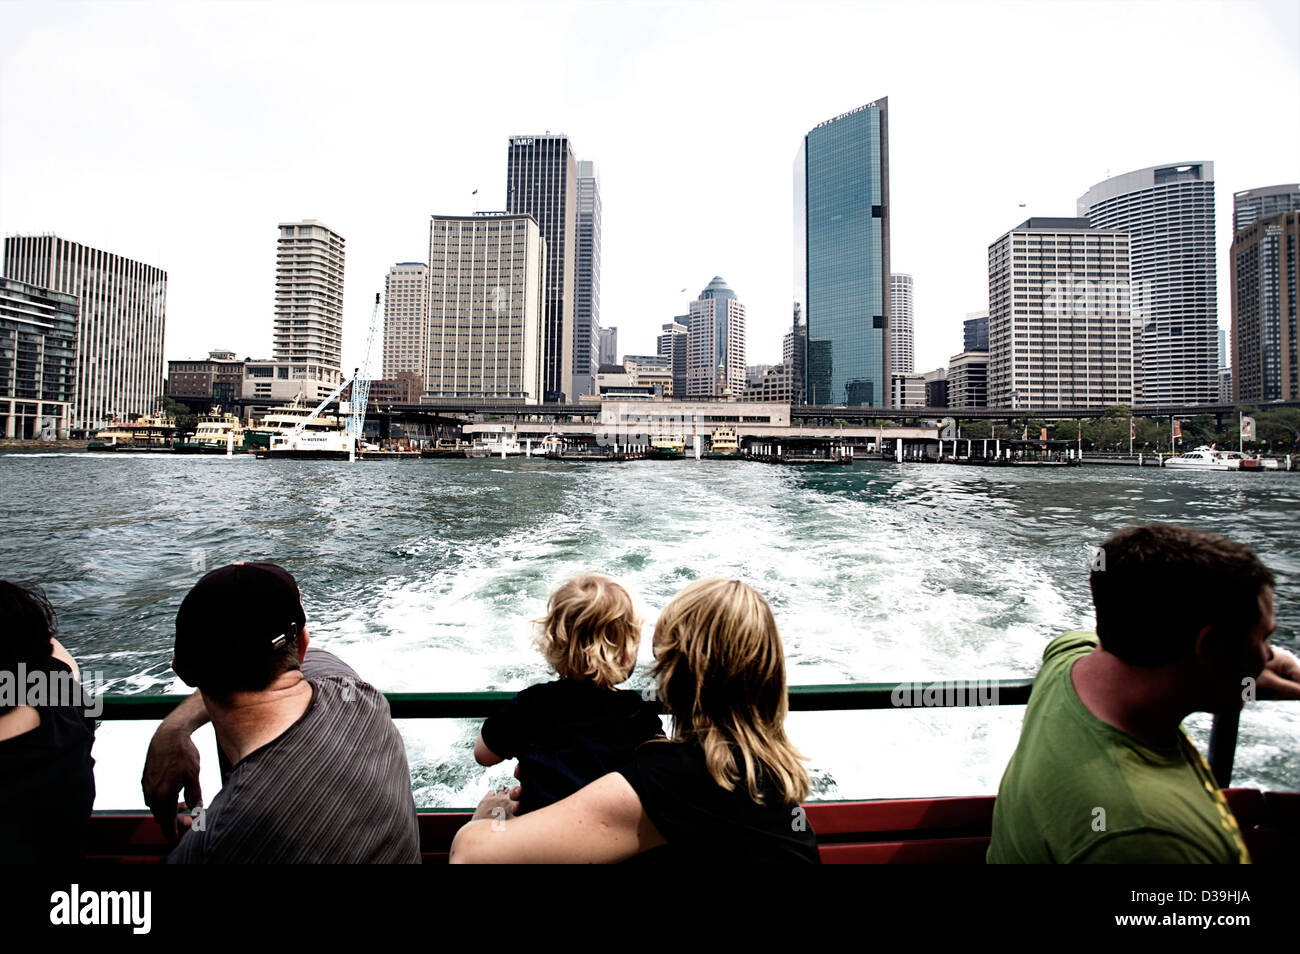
[658,319,687,396]
[0,278,78,439]
[425,214,544,401]
[573,160,602,398]
[506,134,578,402]
[599,326,618,366]
[1231,211,1300,403]
[889,273,914,374]
[987,218,1133,409]
[382,263,428,378]
[1078,163,1217,406]
[4,235,166,429]
[274,220,345,386]
[783,302,807,403]
[1233,184,1300,234]
[686,277,746,397]
[796,98,890,406]
[1218,327,1227,370]
[963,311,989,351]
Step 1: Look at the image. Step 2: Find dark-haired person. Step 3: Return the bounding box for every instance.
[450,578,820,863]
[988,524,1300,864]
[0,581,96,863]
[141,562,420,863]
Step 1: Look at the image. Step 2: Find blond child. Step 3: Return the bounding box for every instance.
[473,574,663,814]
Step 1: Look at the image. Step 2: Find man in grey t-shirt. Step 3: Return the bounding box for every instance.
[142,562,420,863]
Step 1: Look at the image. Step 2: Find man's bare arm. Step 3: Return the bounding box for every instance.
[141,691,209,844]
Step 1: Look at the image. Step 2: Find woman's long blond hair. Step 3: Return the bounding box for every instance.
[535,574,640,689]
[652,578,809,804]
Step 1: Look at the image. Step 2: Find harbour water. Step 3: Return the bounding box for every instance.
[1,452,1296,808]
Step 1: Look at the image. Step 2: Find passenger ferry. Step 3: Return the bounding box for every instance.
[647,434,686,460]
[703,426,743,459]
[245,396,343,449]
[86,414,178,452]
[173,412,247,454]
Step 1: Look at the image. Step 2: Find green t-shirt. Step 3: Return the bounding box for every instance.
[987,631,1249,864]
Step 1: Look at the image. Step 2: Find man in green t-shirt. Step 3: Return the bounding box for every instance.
[988,524,1300,864]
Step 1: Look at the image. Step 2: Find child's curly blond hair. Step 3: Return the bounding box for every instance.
[536,574,641,688]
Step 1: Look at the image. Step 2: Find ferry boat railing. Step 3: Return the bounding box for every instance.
[94,678,1247,786]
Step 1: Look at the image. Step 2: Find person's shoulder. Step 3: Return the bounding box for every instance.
[1043,630,1098,664]
[1072,828,1225,864]
[302,647,362,682]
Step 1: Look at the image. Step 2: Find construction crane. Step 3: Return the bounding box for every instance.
[346,292,382,459]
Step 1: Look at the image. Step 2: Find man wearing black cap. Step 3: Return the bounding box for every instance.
[141,562,421,863]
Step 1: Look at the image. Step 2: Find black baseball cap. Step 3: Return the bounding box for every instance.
[173,562,307,693]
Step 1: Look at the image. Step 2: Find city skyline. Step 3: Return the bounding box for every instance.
[1,1,1297,382]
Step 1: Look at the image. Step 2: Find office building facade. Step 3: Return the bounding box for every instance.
[988,218,1133,409]
[573,160,602,398]
[1230,211,1299,403]
[947,350,988,409]
[0,278,78,439]
[274,220,345,385]
[425,214,544,401]
[1078,163,1217,406]
[796,98,890,406]
[1233,184,1300,234]
[506,134,577,401]
[686,276,746,398]
[4,235,166,429]
[923,367,948,408]
[963,311,989,352]
[383,263,429,379]
[784,303,807,404]
[890,273,914,374]
[658,320,687,397]
[599,326,618,366]
[167,350,245,406]
[890,372,925,408]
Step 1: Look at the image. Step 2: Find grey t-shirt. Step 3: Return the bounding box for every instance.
[169,649,421,863]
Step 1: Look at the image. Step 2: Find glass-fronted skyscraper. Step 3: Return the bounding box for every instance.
[795,98,890,406]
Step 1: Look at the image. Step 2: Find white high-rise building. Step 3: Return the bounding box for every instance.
[3,235,166,429]
[686,277,746,398]
[382,263,429,378]
[889,273,914,374]
[988,218,1133,410]
[274,220,345,386]
[1078,163,1217,407]
[424,214,544,401]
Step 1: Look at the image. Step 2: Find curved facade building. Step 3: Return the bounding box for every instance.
[795,98,890,407]
[1078,163,1217,407]
[686,276,746,398]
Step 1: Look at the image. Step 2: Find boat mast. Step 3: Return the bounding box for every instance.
[346,292,382,460]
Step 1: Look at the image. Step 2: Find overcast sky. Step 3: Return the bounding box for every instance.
[2,0,1297,376]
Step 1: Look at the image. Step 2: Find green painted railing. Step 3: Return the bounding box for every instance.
[96,679,1038,721]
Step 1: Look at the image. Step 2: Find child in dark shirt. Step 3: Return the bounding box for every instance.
[474,574,664,814]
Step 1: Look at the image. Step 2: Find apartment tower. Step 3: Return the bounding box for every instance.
[274,220,345,385]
